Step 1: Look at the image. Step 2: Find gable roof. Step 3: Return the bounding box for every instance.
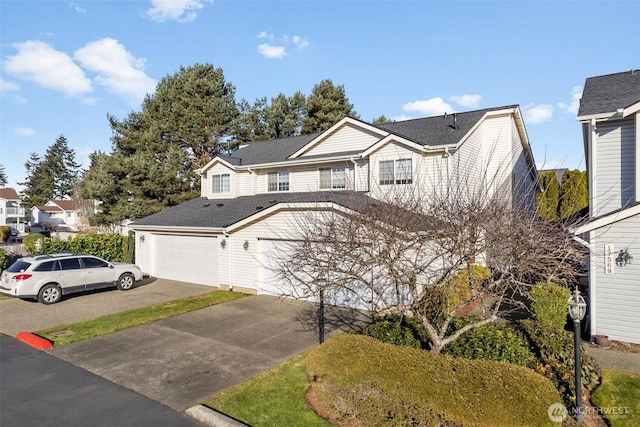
[131,191,377,230]
[0,188,19,200]
[49,200,78,211]
[375,106,516,148]
[212,105,521,168]
[577,70,640,118]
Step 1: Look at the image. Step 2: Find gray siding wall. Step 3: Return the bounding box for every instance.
[593,120,636,217]
[589,214,640,344]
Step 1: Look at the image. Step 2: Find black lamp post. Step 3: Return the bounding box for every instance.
[568,288,587,424]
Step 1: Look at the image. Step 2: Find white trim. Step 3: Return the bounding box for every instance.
[199,157,237,174]
[573,204,640,234]
[130,225,225,233]
[623,101,640,118]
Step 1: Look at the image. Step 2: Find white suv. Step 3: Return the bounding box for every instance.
[0,253,143,304]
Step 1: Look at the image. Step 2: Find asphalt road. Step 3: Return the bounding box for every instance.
[0,333,202,427]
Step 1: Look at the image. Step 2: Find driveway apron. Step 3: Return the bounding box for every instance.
[49,294,367,411]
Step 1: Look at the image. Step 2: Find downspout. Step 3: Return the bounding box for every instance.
[571,231,594,340]
[248,167,255,195]
[223,230,232,291]
[444,147,451,202]
[350,157,358,191]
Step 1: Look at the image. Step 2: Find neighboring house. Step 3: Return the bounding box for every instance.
[574,70,640,344]
[0,188,24,232]
[30,200,81,231]
[131,105,538,304]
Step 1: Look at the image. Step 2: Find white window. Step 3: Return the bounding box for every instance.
[268,171,289,192]
[379,159,413,185]
[212,173,230,193]
[319,166,346,189]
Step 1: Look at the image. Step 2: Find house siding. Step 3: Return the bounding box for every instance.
[450,123,484,196]
[589,213,640,344]
[368,140,423,199]
[593,121,636,217]
[203,163,236,199]
[299,124,381,157]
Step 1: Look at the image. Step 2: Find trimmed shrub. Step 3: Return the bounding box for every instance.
[530,282,571,329]
[0,226,10,242]
[517,319,601,407]
[443,322,534,366]
[23,233,45,253]
[23,233,135,262]
[362,314,429,349]
[0,249,7,272]
[306,334,562,427]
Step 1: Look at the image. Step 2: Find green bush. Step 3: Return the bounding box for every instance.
[23,233,45,253]
[306,334,562,427]
[0,226,10,242]
[362,314,429,349]
[443,322,534,366]
[530,282,571,329]
[0,249,7,272]
[23,233,135,262]
[517,319,601,407]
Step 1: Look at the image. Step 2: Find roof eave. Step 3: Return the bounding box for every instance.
[129,225,225,233]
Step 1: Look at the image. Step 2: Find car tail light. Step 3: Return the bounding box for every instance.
[13,274,32,281]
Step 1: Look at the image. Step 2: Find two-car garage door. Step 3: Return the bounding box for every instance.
[152,234,218,286]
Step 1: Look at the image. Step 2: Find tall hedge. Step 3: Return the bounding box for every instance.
[24,233,135,263]
[530,282,571,329]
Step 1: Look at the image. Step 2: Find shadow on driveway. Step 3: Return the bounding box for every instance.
[49,294,370,411]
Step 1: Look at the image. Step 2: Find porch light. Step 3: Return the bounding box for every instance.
[220,239,226,248]
[243,240,249,250]
[568,288,587,424]
[615,248,633,267]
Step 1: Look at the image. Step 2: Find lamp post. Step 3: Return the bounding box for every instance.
[568,288,587,424]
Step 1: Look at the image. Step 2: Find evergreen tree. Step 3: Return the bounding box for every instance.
[0,164,7,187]
[372,115,392,124]
[302,79,358,133]
[558,170,588,220]
[536,170,560,221]
[19,152,54,211]
[45,135,81,199]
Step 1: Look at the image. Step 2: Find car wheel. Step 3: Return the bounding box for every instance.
[117,273,135,291]
[38,284,62,304]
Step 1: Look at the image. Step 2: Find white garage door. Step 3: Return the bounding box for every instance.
[153,234,218,286]
[257,239,370,310]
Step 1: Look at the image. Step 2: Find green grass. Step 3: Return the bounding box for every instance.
[591,369,640,427]
[35,291,248,346]
[202,351,332,427]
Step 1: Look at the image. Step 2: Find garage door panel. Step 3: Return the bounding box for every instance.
[153,235,217,286]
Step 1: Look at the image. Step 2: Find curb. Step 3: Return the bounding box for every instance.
[15,332,54,350]
[185,404,248,427]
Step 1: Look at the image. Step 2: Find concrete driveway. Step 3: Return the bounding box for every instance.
[0,278,214,335]
[49,295,368,411]
[1,277,368,412]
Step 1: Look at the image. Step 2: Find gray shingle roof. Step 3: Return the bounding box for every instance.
[375,105,517,147]
[578,70,640,117]
[131,191,377,229]
[217,105,518,167]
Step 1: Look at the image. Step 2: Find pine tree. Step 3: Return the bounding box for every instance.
[0,164,8,187]
[302,79,358,133]
[536,171,560,221]
[558,170,588,220]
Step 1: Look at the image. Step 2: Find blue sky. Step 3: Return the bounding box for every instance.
[1,0,639,191]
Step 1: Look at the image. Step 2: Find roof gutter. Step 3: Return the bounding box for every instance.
[129,225,226,234]
[236,153,364,170]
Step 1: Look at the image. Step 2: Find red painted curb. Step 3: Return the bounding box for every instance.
[15,332,54,350]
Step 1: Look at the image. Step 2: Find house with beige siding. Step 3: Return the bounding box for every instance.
[574,70,640,344]
[131,105,537,305]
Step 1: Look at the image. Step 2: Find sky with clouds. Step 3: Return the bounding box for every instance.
[1,0,639,191]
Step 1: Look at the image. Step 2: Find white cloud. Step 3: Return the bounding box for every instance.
[0,76,20,94]
[258,43,287,59]
[13,127,35,136]
[257,32,309,58]
[69,2,86,13]
[557,85,582,115]
[4,40,92,97]
[449,94,482,108]
[523,104,554,124]
[292,36,309,49]
[402,97,454,116]
[74,38,157,105]
[145,0,212,23]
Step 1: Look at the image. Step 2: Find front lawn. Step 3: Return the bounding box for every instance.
[35,291,248,346]
[202,351,331,427]
[591,369,640,427]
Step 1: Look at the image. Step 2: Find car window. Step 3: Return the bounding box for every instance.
[81,257,109,269]
[59,258,82,270]
[33,260,61,272]
[7,261,31,273]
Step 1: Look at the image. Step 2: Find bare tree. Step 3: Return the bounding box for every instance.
[269,160,587,353]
